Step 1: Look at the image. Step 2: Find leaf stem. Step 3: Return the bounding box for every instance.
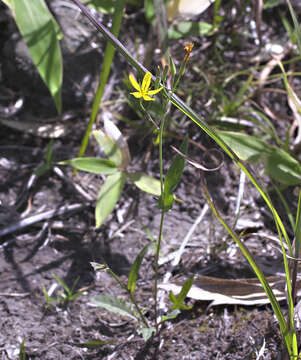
[154,109,167,331]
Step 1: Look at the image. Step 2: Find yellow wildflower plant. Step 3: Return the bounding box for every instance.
[129,72,163,101]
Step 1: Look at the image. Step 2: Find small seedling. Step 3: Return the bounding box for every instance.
[43,274,84,308]
[18,339,27,360]
[61,118,161,227]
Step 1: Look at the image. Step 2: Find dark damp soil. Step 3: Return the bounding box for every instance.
[1,1,301,359]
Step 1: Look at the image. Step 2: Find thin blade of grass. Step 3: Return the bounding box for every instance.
[286,0,301,56]
[201,174,292,355]
[128,243,150,294]
[75,0,126,169]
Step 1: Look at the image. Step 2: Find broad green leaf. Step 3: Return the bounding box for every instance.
[138,327,156,341]
[128,243,150,294]
[8,0,63,113]
[127,172,161,196]
[103,118,131,169]
[218,131,268,162]
[158,136,188,212]
[265,148,301,185]
[218,131,301,185]
[95,172,126,227]
[60,157,118,174]
[91,294,138,320]
[168,22,212,40]
[92,129,124,167]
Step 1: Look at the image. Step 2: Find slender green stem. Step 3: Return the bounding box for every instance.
[154,111,167,331]
[107,268,149,328]
[128,292,150,329]
[200,172,293,355]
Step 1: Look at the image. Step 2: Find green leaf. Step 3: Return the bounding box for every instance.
[218,131,301,185]
[168,22,212,40]
[138,327,156,341]
[169,277,194,311]
[19,339,26,360]
[71,339,116,348]
[158,136,188,211]
[86,0,115,14]
[144,0,155,23]
[52,274,70,295]
[127,172,161,196]
[265,148,301,185]
[161,309,181,322]
[92,129,124,167]
[9,0,63,113]
[263,0,281,8]
[60,157,118,174]
[95,172,126,227]
[217,131,268,162]
[91,294,138,320]
[128,243,150,294]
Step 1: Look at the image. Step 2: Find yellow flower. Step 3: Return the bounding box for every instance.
[129,72,163,101]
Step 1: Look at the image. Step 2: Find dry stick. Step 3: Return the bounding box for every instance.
[53,166,94,201]
[69,0,149,76]
[0,202,91,238]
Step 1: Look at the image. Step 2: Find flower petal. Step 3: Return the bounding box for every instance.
[143,94,155,101]
[130,91,143,98]
[129,74,141,92]
[147,87,163,96]
[142,72,152,92]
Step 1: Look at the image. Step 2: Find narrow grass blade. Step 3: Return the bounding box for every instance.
[201,176,292,355]
[95,171,126,227]
[19,339,26,360]
[128,243,150,294]
[52,274,71,295]
[170,276,194,311]
[286,0,301,56]
[76,0,126,162]
[71,339,116,348]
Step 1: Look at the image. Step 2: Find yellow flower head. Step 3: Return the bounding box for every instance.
[184,42,194,62]
[129,72,163,101]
